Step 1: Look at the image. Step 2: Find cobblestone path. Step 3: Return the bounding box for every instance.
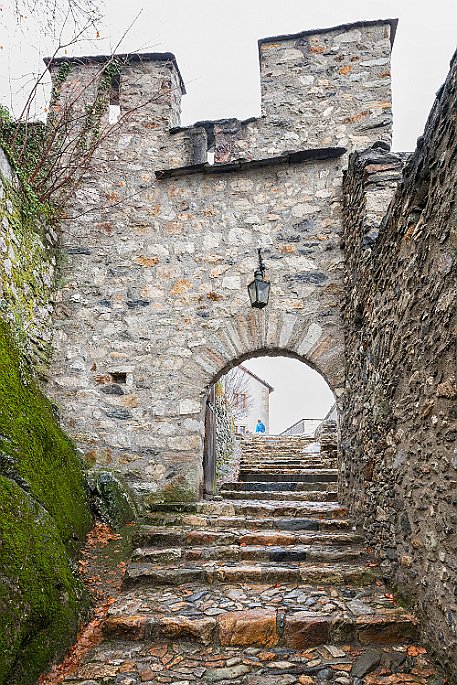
[64,436,446,684]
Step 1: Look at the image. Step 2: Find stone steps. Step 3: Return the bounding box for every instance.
[64,641,442,684]
[60,433,444,685]
[143,514,352,531]
[239,460,335,467]
[239,465,336,472]
[123,561,378,588]
[132,543,367,564]
[239,466,337,475]
[241,454,321,460]
[146,500,347,518]
[103,609,419,648]
[221,489,338,502]
[103,581,402,618]
[239,470,338,482]
[240,458,330,464]
[134,526,363,548]
[240,453,325,460]
[221,480,337,492]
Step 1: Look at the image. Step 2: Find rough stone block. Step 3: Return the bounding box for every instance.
[218,609,278,646]
[356,615,418,644]
[102,615,153,640]
[159,616,216,645]
[283,613,330,648]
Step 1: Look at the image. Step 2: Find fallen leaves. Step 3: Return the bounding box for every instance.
[407,645,428,657]
[85,522,121,548]
[39,596,115,685]
[39,521,128,684]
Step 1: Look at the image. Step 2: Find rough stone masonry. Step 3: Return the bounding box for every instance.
[340,49,457,675]
[47,19,396,508]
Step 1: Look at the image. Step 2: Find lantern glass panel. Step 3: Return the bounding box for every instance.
[248,279,257,306]
[257,280,270,305]
[248,277,270,308]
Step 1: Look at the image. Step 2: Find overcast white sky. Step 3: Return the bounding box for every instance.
[242,357,335,434]
[1,0,455,431]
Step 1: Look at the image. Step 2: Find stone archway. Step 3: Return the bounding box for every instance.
[202,350,338,499]
[197,311,343,501]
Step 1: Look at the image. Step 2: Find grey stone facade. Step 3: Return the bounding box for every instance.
[46,20,396,509]
[340,51,457,675]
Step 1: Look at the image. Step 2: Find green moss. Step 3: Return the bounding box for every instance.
[0,478,88,684]
[155,480,199,504]
[0,319,92,549]
[0,319,93,684]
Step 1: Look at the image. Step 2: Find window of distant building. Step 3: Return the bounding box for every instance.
[233,393,248,410]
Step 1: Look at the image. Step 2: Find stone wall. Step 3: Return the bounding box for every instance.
[45,20,396,509]
[178,20,395,164]
[340,52,457,674]
[0,148,57,373]
[0,147,93,684]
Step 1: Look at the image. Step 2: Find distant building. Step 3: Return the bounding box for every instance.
[281,404,336,437]
[231,365,274,435]
[280,418,322,437]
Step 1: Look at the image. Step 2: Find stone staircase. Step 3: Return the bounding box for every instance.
[63,435,443,684]
[226,434,338,501]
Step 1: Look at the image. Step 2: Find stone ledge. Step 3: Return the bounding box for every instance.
[155,147,346,179]
[258,18,398,50]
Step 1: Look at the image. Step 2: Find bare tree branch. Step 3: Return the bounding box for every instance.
[223,368,254,421]
[13,0,102,38]
[0,9,179,215]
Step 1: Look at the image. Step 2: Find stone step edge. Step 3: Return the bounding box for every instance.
[221,488,338,494]
[132,545,367,564]
[131,544,368,562]
[222,490,338,504]
[103,609,419,648]
[240,462,336,473]
[220,481,337,489]
[239,457,335,461]
[239,457,332,460]
[146,502,348,515]
[134,527,363,547]
[238,475,337,480]
[139,516,353,531]
[123,562,379,588]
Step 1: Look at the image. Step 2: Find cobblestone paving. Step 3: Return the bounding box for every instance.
[64,641,445,684]
[106,583,397,619]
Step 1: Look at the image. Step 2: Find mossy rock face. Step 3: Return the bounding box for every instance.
[0,478,88,684]
[0,319,93,684]
[0,159,56,370]
[88,469,137,529]
[0,318,92,552]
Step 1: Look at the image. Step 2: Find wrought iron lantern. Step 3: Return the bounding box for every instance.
[248,249,270,309]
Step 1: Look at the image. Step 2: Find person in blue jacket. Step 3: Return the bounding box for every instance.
[255,419,266,433]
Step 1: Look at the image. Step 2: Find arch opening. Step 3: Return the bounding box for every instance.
[202,350,339,498]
